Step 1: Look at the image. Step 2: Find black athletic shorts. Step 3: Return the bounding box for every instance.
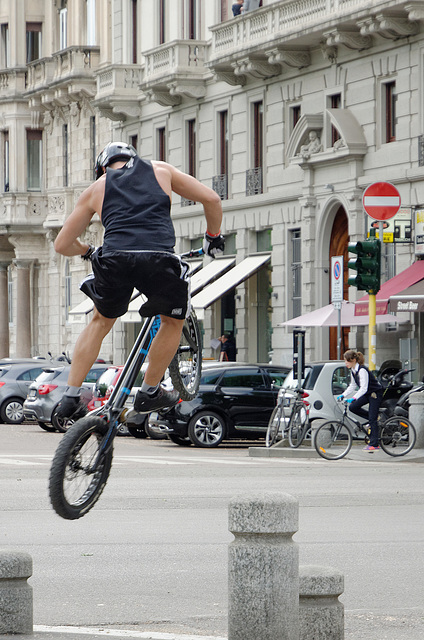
[80,249,191,320]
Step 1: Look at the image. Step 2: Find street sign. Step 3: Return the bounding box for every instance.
[331,256,343,303]
[363,182,401,220]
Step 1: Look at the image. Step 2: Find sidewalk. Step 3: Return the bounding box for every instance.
[249,442,424,462]
[10,627,228,640]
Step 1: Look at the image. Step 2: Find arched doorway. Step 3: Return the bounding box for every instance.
[329,206,349,360]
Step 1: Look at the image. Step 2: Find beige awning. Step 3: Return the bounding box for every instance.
[191,254,271,309]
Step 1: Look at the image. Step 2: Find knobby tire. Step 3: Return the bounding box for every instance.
[49,416,113,520]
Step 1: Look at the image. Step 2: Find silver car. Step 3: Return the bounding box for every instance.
[23,364,108,432]
[0,359,60,425]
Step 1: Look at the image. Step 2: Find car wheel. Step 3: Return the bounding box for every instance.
[0,397,24,424]
[127,423,148,438]
[38,421,56,432]
[167,434,192,446]
[188,411,226,448]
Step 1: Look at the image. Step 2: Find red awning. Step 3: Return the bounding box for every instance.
[354,260,424,316]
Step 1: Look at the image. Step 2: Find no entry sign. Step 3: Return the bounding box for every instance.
[363,182,401,220]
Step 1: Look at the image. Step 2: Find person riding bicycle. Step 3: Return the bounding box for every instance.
[54,141,224,420]
[337,349,383,451]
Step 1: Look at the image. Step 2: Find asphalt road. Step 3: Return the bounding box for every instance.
[1,423,423,640]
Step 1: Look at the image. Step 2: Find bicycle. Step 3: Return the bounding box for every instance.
[266,386,310,448]
[314,399,417,460]
[48,249,203,520]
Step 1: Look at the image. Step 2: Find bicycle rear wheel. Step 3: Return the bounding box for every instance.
[169,310,202,400]
[380,416,416,457]
[266,405,284,447]
[314,420,352,460]
[49,416,113,520]
[288,404,308,448]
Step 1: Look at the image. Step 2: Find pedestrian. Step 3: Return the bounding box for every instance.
[241,0,262,13]
[338,349,383,451]
[54,141,224,420]
[232,0,244,17]
[219,333,236,361]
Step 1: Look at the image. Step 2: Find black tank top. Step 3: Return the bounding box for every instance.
[101,156,175,252]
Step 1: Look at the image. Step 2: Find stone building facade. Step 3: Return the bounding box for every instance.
[0,0,423,376]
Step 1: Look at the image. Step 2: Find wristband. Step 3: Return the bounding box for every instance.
[206,230,221,237]
[81,244,95,261]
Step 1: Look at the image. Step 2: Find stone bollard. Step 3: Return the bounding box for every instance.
[0,550,33,635]
[228,492,299,640]
[299,565,344,640]
[408,390,424,450]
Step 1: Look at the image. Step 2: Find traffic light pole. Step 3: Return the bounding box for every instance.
[368,293,377,371]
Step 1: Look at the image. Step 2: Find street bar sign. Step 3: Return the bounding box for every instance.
[363,182,401,220]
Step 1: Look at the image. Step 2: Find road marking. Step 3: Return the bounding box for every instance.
[34,626,227,640]
[0,457,46,466]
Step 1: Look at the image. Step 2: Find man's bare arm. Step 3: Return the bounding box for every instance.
[54,185,98,256]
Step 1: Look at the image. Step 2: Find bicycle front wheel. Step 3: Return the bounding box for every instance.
[169,310,202,401]
[49,416,113,520]
[288,405,308,448]
[266,405,284,447]
[314,420,352,460]
[380,416,417,457]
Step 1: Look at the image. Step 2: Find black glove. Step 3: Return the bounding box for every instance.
[81,245,96,261]
[203,233,225,258]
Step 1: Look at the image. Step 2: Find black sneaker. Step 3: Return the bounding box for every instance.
[134,387,180,413]
[55,395,87,420]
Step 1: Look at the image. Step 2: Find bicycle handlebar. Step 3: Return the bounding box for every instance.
[180,248,204,260]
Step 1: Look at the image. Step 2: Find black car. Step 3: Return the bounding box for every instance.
[150,363,290,447]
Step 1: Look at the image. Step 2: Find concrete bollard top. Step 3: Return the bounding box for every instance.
[299,565,344,596]
[409,391,424,405]
[0,550,33,579]
[229,492,298,534]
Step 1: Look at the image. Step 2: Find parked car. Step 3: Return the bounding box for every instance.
[0,360,63,425]
[281,361,354,424]
[149,363,290,447]
[23,363,108,432]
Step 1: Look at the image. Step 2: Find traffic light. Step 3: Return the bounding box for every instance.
[348,238,381,294]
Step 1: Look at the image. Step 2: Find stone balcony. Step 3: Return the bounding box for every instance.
[93,64,144,121]
[0,68,27,101]
[140,39,210,106]
[25,46,100,111]
[0,193,48,233]
[208,0,421,84]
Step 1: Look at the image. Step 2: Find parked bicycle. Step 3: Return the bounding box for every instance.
[49,249,203,520]
[266,385,310,448]
[314,398,417,460]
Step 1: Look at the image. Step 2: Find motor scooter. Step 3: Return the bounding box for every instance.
[392,376,424,418]
[377,359,415,417]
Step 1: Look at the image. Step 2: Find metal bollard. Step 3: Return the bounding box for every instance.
[299,565,344,640]
[0,550,33,635]
[228,492,299,640]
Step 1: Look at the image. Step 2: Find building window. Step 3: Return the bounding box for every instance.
[291,229,301,319]
[159,0,166,44]
[329,93,341,146]
[26,22,42,63]
[3,131,9,192]
[59,8,67,49]
[188,0,197,39]
[220,0,228,22]
[86,0,96,46]
[385,81,396,143]
[90,116,96,180]
[246,100,263,196]
[27,129,42,191]
[130,0,137,62]
[182,119,196,206]
[8,266,13,324]
[213,110,229,200]
[257,229,271,252]
[65,260,72,321]
[63,125,69,187]
[130,134,138,153]
[157,128,166,161]
[1,23,9,68]
[291,105,301,131]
